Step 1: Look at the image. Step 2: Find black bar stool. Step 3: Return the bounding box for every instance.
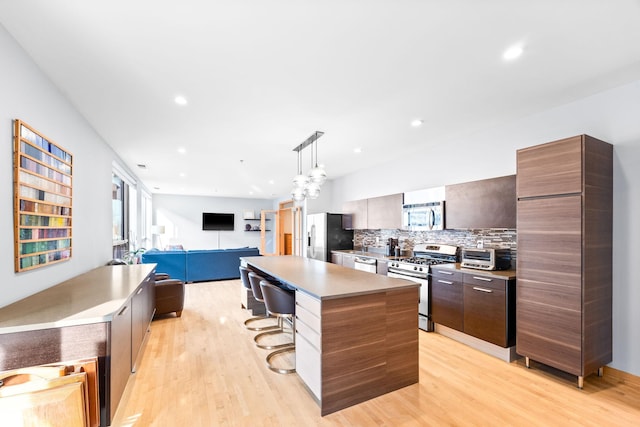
[260,280,296,374]
[249,272,293,350]
[240,267,278,331]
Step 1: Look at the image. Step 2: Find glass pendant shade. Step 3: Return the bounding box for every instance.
[305,182,321,199]
[293,173,308,188]
[308,166,327,185]
[291,186,306,202]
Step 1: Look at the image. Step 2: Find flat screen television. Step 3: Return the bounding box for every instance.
[202,212,235,231]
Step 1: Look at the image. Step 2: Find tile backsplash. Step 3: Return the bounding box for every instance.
[355,228,517,260]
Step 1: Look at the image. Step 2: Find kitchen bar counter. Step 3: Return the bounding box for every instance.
[242,255,417,299]
[432,262,517,280]
[242,255,419,416]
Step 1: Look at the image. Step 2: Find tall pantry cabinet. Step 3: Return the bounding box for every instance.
[516,135,612,388]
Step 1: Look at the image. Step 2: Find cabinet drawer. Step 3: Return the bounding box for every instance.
[296,303,321,336]
[296,316,321,350]
[431,268,462,281]
[463,284,507,346]
[463,274,507,292]
[296,290,321,316]
[295,332,321,400]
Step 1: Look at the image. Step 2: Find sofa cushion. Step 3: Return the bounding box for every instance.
[141,249,187,282]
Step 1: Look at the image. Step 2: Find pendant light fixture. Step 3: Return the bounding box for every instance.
[291,131,326,203]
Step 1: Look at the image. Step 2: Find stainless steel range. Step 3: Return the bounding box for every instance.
[388,243,459,331]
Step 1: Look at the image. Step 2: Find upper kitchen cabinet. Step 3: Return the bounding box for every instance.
[445,175,516,229]
[517,136,582,198]
[342,193,403,229]
[367,193,403,229]
[342,199,367,229]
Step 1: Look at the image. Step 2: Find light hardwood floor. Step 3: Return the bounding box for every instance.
[112,280,640,426]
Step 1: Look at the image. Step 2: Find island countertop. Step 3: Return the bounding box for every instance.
[0,264,155,334]
[241,255,419,300]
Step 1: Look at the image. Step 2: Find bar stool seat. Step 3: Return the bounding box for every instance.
[249,272,293,350]
[240,267,278,332]
[260,280,296,374]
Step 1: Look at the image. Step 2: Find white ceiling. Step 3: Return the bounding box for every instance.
[2,1,640,199]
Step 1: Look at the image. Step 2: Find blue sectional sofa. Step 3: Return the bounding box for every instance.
[142,247,260,282]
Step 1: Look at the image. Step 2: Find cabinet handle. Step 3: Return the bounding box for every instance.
[437,280,453,285]
[472,276,492,282]
[473,286,493,293]
[437,271,454,275]
[136,288,143,295]
[117,305,129,316]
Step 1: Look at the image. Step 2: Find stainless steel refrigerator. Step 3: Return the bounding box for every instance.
[307,213,354,262]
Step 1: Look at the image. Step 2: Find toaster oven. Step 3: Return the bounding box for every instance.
[461,247,511,271]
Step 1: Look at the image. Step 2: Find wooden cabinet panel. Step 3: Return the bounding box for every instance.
[342,199,368,229]
[431,274,463,332]
[109,302,132,421]
[445,175,516,229]
[342,254,355,269]
[367,193,403,229]
[516,135,613,383]
[516,136,582,198]
[462,275,515,347]
[330,252,343,265]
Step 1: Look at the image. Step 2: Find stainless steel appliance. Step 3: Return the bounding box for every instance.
[402,201,445,231]
[461,247,511,270]
[354,256,377,273]
[388,243,459,331]
[402,186,445,231]
[307,213,354,262]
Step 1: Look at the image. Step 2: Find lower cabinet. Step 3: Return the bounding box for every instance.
[131,275,155,371]
[109,302,132,421]
[463,275,515,347]
[342,254,355,269]
[431,268,464,331]
[330,252,343,265]
[431,266,515,348]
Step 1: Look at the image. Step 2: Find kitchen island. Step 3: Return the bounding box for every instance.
[242,255,420,416]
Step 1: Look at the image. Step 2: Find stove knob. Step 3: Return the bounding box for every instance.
[419,267,423,272]
[413,266,417,271]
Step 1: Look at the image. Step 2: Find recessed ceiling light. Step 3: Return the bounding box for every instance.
[354,147,362,154]
[177,147,186,154]
[174,95,188,106]
[268,179,275,185]
[503,45,523,60]
[179,172,186,177]
[411,119,424,127]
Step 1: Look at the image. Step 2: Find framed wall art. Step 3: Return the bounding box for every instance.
[13,120,73,272]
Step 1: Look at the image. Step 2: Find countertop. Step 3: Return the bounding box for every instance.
[242,255,419,300]
[431,262,517,280]
[331,249,400,261]
[0,264,155,334]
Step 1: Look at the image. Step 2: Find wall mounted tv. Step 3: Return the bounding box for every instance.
[202,212,235,231]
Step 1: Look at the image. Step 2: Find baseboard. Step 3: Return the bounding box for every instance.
[604,366,640,386]
[434,324,520,363]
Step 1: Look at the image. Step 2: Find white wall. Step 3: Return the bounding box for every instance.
[152,194,274,250]
[331,80,640,377]
[0,24,139,307]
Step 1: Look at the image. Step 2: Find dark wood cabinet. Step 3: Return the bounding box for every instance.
[431,268,463,331]
[445,174,516,229]
[330,252,343,265]
[516,134,612,387]
[131,275,154,372]
[342,193,403,229]
[463,274,515,347]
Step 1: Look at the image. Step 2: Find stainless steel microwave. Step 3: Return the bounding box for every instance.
[402,201,444,231]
